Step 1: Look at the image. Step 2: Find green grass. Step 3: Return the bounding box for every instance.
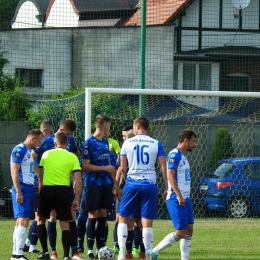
[1,218,260,259]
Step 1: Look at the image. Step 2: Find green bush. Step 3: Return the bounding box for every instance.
[208,127,235,168]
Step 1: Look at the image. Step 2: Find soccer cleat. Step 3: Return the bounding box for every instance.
[71,252,83,260]
[132,248,139,257]
[10,255,16,260]
[16,255,29,260]
[139,253,146,259]
[22,245,29,252]
[51,251,58,260]
[29,249,41,254]
[87,253,95,259]
[63,258,72,260]
[113,246,119,256]
[37,252,51,260]
[125,252,133,259]
[76,246,84,253]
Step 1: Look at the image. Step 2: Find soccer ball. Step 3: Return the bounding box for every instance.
[98,246,115,260]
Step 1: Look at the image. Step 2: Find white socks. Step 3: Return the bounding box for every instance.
[142,227,153,260]
[180,235,192,260]
[12,227,17,255]
[15,226,26,256]
[153,232,180,255]
[117,223,127,259]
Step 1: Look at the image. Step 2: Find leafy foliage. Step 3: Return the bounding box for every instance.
[0,0,19,30]
[208,127,235,168]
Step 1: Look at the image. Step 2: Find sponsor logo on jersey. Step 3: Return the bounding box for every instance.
[15,152,21,158]
[169,158,175,163]
[83,149,88,155]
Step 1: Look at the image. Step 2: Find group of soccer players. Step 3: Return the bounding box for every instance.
[10,114,197,260]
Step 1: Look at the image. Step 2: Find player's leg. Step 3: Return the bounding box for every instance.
[125,218,134,259]
[118,184,139,260]
[139,184,158,260]
[180,199,194,260]
[47,210,57,260]
[85,186,103,259]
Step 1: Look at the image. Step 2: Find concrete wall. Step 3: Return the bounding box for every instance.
[0,122,30,187]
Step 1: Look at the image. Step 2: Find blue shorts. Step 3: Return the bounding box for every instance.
[119,183,158,219]
[166,198,194,230]
[12,183,34,219]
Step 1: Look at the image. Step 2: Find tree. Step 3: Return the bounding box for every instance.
[0,0,19,30]
[208,127,235,168]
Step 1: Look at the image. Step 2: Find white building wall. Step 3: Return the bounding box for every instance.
[79,19,120,27]
[181,30,199,51]
[222,1,240,29]
[46,0,78,28]
[202,0,219,28]
[243,0,259,29]
[12,1,42,29]
[2,29,72,95]
[182,0,199,27]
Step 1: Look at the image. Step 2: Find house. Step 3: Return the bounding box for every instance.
[12,0,139,28]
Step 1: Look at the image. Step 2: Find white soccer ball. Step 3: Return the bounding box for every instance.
[98,246,115,260]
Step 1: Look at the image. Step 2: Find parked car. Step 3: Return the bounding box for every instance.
[0,187,13,218]
[195,157,260,218]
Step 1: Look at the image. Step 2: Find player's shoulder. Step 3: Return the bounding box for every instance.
[12,143,27,157]
[41,134,55,145]
[168,148,180,158]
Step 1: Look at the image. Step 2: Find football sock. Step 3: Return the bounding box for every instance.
[77,214,87,249]
[29,220,38,246]
[62,230,70,258]
[86,218,97,250]
[47,221,57,251]
[96,217,107,250]
[180,235,192,260]
[142,227,153,260]
[126,230,134,253]
[133,226,140,250]
[69,221,78,256]
[37,224,48,253]
[153,232,180,255]
[117,223,127,258]
[12,226,17,255]
[113,222,119,248]
[25,238,30,247]
[15,226,26,256]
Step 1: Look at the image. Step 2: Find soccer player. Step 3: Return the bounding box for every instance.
[32,119,82,260]
[104,129,120,162]
[23,120,54,254]
[80,115,117,259]
[37,132,82,260]
[149,129,197,260]
[117,117,168,260]
[10,129,44,260]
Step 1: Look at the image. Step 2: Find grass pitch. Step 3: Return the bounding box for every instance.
[1,218,260,259]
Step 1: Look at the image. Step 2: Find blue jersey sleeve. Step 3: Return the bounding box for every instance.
[157,141,166,157]
[67,135,78,153]
[11,145,26,164]
[167,150,182,170]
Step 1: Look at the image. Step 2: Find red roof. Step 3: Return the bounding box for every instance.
[121,0,189,26]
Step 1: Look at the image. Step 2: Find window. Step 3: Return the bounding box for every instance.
[183,64,196,90]
[15,68,43,87]
[199,65,211,90]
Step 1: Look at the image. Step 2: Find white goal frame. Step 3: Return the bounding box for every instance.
[85,88,260,139]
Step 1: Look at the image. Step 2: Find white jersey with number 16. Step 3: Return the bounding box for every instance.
[120,133,165,184]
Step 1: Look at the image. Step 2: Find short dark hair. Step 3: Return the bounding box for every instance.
[40,120,53,133]
[122,125,133,131]
[55,132,68,145]
[95,115,111,128]
[134,117,149,130]
[27,129,44,138]
[179,129,197,143]
[60,119,77,132]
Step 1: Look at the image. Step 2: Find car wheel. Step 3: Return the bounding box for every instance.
[227,196,250,218]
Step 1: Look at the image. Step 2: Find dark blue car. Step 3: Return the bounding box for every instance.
[195,157,260,218]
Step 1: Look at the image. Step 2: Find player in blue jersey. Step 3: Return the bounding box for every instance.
[80,115,117,259]
[32,119,82,260]
[23,120,54,255]
[149,129,197,260]
[117,117,168,260]
[10,129,44,260]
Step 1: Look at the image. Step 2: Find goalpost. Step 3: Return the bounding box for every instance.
[85,87,260,218]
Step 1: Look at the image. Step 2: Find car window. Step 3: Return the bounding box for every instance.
[243,164,260,180]
[209,163,236,178]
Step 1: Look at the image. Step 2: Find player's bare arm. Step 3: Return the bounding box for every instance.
[71,170,82,211]
[31,150,40,174]
[158,155,168,202]
[168,168,185,206]
[38,167,43,192]
[11,162,23,204]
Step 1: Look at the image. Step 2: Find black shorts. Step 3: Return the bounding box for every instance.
[80,185,114,212]
[38,186,72,221]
